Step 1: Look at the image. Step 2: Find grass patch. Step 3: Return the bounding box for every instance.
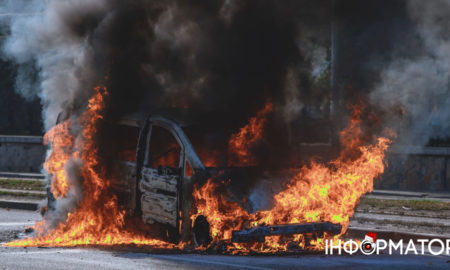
[0,179,45,191]
[358,197,450,211]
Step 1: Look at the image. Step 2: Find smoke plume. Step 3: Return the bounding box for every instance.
[0,0,334,223]
[370,0,450,145]
[1,0,333,161]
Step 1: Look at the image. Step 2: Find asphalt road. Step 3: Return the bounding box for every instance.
[0,209,449,270]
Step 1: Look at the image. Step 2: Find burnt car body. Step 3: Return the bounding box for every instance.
[47,114,341,245]
[116,114,206,243]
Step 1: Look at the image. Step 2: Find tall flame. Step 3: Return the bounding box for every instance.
[228,101,273,166]
[43,120,73,198]
[257,104,391,232]
[6,85,170,248]
[192,103,393,252]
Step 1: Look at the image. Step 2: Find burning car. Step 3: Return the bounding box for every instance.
[47,112,342,247]
[5,86,391,252]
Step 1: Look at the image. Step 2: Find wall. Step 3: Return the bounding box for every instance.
[375,146,450,192]
[0,136,46,173]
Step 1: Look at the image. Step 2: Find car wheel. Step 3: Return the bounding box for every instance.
[193,215,211,247]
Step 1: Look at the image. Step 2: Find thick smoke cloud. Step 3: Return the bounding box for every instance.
[3,1,448,155]
[3,1,448,164]
[0,0,333,221]
[1,0,333,163]
[370,0,450,145]
[138,1,332,122]
[2,0,113,129]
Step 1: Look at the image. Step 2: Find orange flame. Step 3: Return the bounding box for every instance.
[192,103,393,252]
[5,86,392,253]
[6,85,171,248]
[43,120,73,198]
[228,101,273,166]
[192,180,249,241]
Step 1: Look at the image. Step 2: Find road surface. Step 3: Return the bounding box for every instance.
[0,209,449,270]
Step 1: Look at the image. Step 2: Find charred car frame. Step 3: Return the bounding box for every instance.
[47,114,341,246]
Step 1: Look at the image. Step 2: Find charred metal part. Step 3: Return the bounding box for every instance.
[231,222,342,243]
[193,215,212,247]
[16,227,35,240]
[147,115,205,172]
[119,162,138,214]
[46,113,208,243]
[134,117,151,216]
[157,166,181,176]
[46,185,56,211]
[140,166,178,227]
[119,115,208,242]
[146,116,205,242]
[179,176,193,242]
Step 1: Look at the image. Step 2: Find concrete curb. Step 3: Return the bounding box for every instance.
[0,200,39,211]
[346,227,450,243]
[369,189,450,200]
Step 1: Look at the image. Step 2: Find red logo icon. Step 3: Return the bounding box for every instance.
[361,232,377,254]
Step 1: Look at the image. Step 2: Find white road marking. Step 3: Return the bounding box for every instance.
[0,248,88,255]
[0,222,35,226]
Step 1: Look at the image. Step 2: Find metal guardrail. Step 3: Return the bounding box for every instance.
[389,145,450,156]
[0,135,43,144]
[0,172,45,179]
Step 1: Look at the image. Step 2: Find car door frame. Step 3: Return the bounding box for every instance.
[130,115,205,242]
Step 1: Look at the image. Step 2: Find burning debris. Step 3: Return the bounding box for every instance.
[190,104,392,252]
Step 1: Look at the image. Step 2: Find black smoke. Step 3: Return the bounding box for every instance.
[1,0,334,170]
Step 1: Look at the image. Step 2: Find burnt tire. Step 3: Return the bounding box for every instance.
[193,215,211,247]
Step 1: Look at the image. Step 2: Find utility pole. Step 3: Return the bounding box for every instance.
[330,0,342,159]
